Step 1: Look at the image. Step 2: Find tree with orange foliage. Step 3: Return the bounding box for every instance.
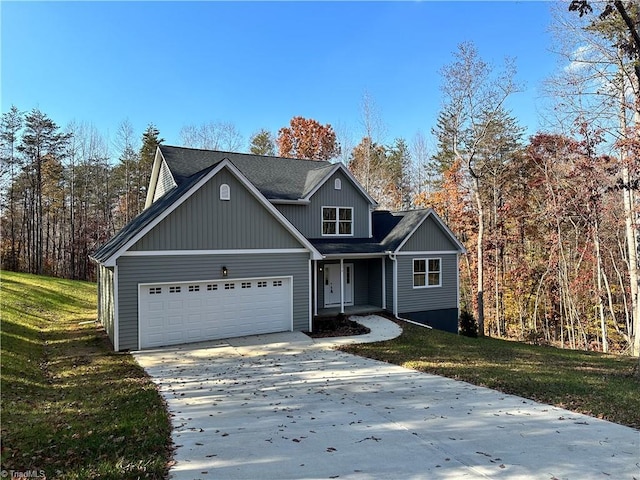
[277,116,340,161]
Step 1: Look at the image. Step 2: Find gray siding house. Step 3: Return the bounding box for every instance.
[91,145,466,351]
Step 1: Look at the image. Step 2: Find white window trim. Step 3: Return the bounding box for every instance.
[413,257,442,289]
[321,206,354,237]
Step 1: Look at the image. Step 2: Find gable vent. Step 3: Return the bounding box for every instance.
[334,178,342,190]
[220,183,230,200]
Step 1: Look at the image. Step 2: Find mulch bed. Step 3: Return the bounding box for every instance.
[306,315,371,338]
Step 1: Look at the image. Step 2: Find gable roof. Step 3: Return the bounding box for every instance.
[155,145,377,205]
[91,159,323,266]
[311,209,466,257]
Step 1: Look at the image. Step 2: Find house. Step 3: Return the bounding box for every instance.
[91,145,466,351]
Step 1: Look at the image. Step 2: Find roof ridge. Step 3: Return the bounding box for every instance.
[161,144,333,166]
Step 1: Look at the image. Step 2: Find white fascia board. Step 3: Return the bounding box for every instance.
[302,163,378,207]
[320,253,385,259]
[121,248,310,257]
[394,250,462,256]
[394,209,467,254]
[222,161,323,260]
[144,148,165,210]
[427,209,467,253]
[270,198,311,205]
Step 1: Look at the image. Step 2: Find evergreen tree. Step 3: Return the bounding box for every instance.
[0,106,23,270]
[386,138,413,210]
[17,109,70,274]
[249,129,276,156]
[137,124,163,213]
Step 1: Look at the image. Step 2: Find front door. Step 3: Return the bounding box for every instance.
[323,263,354,307]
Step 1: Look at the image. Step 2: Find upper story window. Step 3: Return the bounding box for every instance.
[334,178,342,190]
[413,258,441,288]
[322,207,353,236]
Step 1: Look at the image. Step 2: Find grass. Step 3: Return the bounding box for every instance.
[1,271,172,479]
[339,320,640,430]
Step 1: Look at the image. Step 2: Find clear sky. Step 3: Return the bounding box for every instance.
[2,1,562,155]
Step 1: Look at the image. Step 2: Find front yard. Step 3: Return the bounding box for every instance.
[340,320,640,429]
[1,271,172,479]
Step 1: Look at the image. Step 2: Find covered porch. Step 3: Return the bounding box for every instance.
[312,255,388,317]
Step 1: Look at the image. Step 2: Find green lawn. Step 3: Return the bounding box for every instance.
[340,320,640,429]
[1,271,172,479]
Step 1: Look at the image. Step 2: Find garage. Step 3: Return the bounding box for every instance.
[138,276,292,349]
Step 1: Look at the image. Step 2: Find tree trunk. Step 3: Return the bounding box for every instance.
[594,218,608,353]
[474,178,485,335]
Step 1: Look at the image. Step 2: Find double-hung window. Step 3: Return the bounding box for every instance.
[322,207,353,236]
[413,258,441,288]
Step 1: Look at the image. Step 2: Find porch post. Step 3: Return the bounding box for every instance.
[381,257,386,310]
[313,259,318,317]
[340,258,345,314]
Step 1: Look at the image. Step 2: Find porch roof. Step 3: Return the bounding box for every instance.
[309,238,386,256]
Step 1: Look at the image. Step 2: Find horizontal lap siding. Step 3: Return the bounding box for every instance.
[153,160,176,202]
[396,254,458,313]
[116,253,310,351]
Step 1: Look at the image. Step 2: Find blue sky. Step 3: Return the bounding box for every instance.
[2,1,561,155]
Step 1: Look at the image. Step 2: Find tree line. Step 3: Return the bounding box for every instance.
[1,2,638,355]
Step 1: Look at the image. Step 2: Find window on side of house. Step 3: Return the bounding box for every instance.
[413,258,441,288]
[322,207,353,236]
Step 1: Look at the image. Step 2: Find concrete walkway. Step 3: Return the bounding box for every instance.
[134,315,640,480]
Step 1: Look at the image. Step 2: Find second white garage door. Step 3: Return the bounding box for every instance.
[139,276,292,349]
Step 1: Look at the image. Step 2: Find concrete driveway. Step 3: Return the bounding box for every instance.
[134,317,639,480]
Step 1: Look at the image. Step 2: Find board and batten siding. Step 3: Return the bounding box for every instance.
[276,170,371,238]
[396,253,459,313]
[97,265,116,347]
[116,253,310,351]
[401,215,460,252]
[132,167,303,251]
[368,258,383,308]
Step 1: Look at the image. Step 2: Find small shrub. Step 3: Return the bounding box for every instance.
[459,309,478,338]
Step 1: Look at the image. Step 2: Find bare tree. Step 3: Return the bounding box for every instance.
[547,4,640,356]
[438,41,521,335]
[180,121,244,152]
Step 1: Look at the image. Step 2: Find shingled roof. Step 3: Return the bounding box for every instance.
[91,165,214,264]
[159,145,336,201]
[92,146,464,264]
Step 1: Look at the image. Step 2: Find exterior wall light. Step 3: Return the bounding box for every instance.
[222,266,228,277]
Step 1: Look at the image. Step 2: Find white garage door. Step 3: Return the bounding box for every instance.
[139,277,292,349]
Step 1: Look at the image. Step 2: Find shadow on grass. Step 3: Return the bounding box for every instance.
[340,320,640,429]
[1,272,172,480]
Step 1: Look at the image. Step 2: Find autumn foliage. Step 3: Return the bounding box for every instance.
[276,116,340,161]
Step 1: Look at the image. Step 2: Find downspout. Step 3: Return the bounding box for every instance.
[113,263,120,352]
